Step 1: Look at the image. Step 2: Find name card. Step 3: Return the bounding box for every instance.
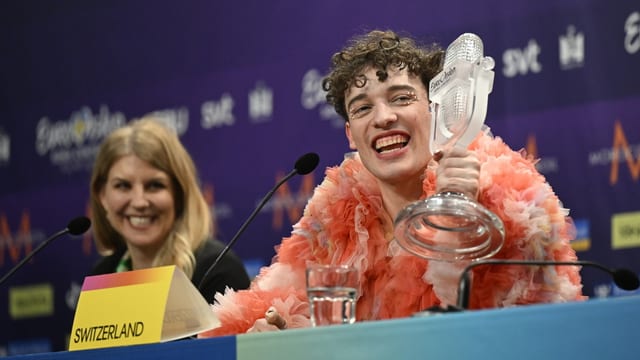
[69,265,219,351]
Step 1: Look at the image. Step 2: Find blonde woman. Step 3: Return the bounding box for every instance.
[89,118,250,302]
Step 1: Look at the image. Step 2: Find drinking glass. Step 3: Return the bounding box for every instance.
[306,265,358,327]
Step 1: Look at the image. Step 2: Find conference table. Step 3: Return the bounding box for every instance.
[9,295,640,360]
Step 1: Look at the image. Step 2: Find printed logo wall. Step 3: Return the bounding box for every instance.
[0,0,638,355]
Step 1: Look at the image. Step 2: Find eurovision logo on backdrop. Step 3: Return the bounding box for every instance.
[35,106,190,175]
[35,106,126,174]
[301,69,342,128]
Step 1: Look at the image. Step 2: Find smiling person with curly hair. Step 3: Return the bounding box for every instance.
[199,29,584,336]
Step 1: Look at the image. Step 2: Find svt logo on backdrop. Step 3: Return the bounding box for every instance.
[502,39,542,77]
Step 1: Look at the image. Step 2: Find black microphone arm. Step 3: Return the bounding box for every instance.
[0,216,92,286]
[456,259,640,310]
[197,152,320,290]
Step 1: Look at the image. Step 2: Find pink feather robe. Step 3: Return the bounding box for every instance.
[200,130,585,337]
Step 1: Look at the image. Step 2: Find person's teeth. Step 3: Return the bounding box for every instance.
[375,134,408,153]
[129,216,151,226]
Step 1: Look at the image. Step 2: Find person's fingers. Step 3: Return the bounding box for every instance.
[437,150,480,170]
[435,150,480,199]
[265,306,287,329]
[247,319,279,333]
[432,151,443,162]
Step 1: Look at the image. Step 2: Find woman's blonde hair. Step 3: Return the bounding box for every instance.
[90,117,212,278]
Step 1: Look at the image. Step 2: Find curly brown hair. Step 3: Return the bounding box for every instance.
[322,30,444,121]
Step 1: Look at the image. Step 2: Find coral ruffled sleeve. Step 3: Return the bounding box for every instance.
[197,223,316,337]
[426,131,586,308]
[199,156,370,337]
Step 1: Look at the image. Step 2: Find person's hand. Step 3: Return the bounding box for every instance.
[247,306,287,333]
[433,148,480,200]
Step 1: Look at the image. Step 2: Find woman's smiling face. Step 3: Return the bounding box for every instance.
[99,154,176,253]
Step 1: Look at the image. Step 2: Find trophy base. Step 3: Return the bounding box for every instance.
[394,192,505,261]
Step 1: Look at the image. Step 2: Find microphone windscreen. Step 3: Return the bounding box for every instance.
[67,216,92,235]
[612,268,640,291]
[294,152,320,175]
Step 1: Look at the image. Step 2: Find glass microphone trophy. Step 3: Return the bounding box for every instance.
[394,33,505,261]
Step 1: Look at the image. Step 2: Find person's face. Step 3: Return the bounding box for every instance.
[99,154,176,253]
[344,66,432,187]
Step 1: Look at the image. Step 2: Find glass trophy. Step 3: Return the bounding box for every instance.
[394,33,505,261]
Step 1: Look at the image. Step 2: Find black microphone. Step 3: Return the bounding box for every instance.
[0,216,92,286]
[456,259,640,310]
[197,152,320,290]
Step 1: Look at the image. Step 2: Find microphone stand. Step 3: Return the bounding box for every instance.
[456,259,639,310]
